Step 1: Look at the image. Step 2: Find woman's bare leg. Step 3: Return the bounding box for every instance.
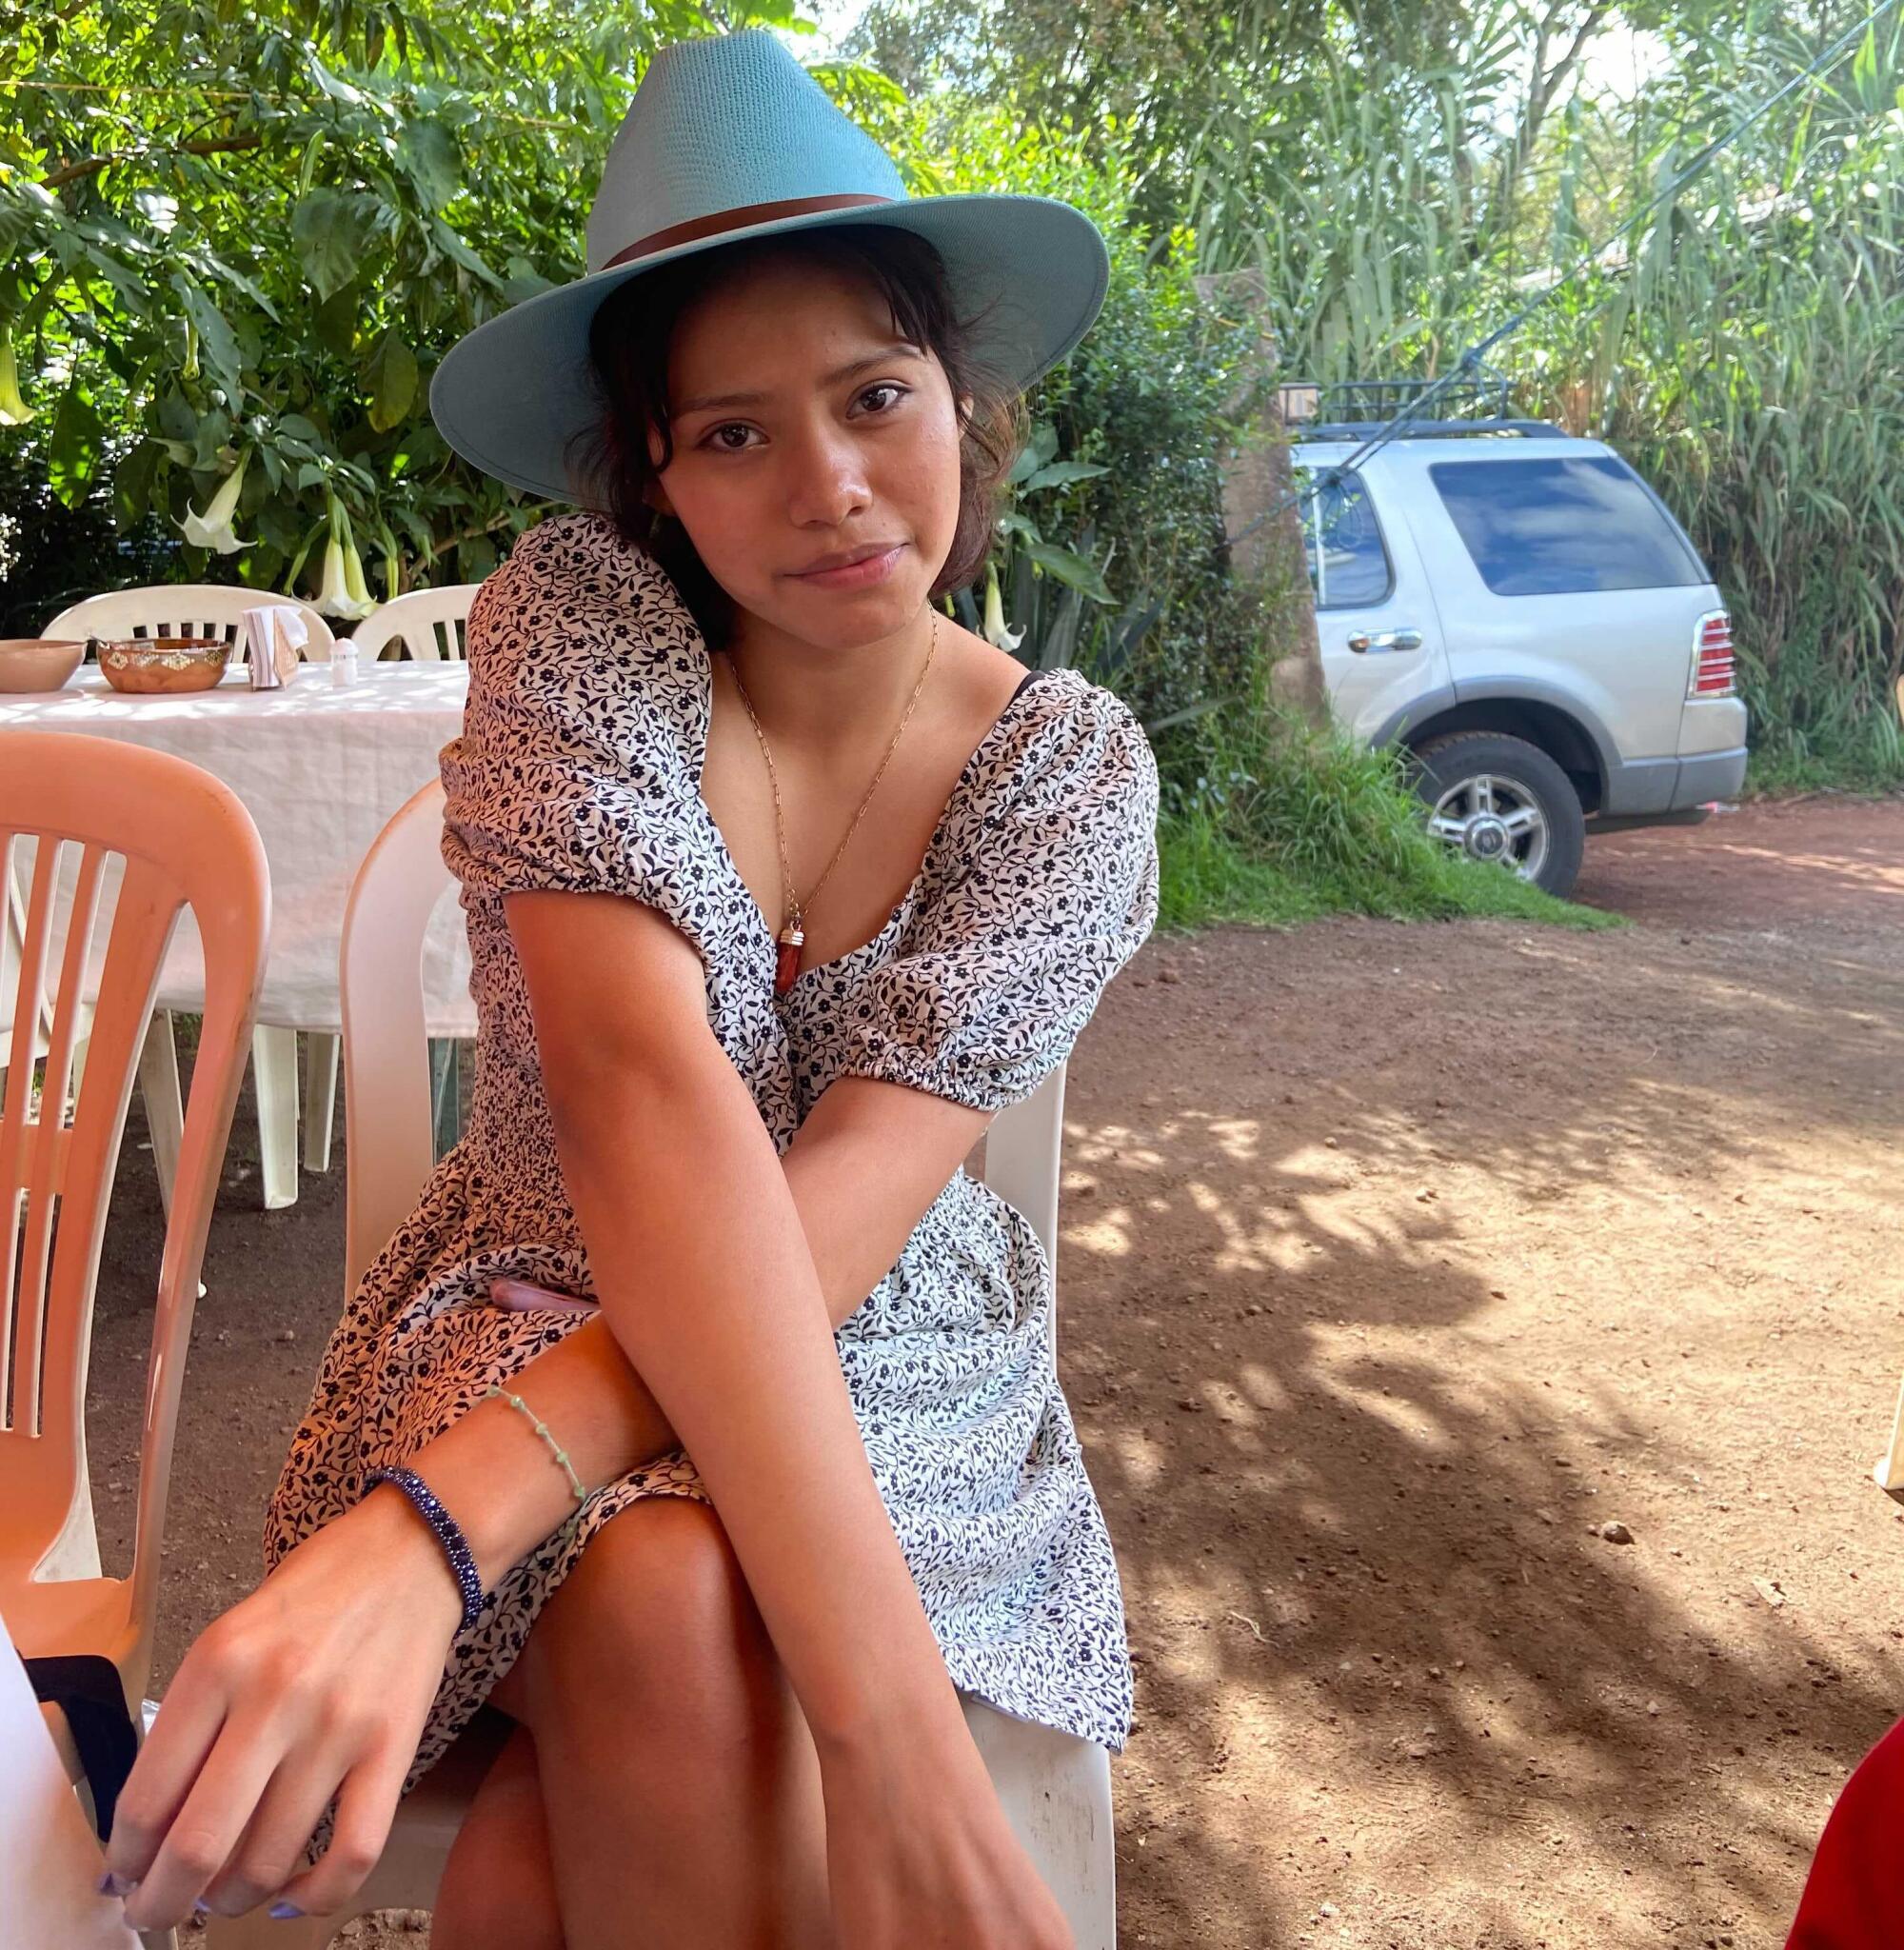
[428,1716,563,1950]
[511,1494,835,1948]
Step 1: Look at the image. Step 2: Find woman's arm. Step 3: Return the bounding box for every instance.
[394,1057,993,1594]
[500,884,982,1749]
[99,918,1002,1936]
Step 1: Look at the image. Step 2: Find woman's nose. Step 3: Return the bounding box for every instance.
[783,425,871,527]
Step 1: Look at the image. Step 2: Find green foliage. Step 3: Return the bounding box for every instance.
[0,2,885,617]
[913,106,1271,786]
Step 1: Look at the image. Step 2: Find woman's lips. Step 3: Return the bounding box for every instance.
[791,543,905,589]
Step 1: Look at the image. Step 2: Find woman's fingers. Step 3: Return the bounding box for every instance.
[195,1741,358,1920]
[118,1704,299,1932]
[99,1658,230,1890]
[266,1732,413,1921]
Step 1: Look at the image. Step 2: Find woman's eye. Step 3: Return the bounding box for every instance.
[699,385,910,453]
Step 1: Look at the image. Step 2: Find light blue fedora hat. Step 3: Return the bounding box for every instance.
[428,28,1111,507]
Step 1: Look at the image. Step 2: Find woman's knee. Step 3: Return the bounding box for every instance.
[520,1496,777,1727]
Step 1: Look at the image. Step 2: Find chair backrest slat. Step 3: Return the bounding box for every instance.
[0,730,265,1688]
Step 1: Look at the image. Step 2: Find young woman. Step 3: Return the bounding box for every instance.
[99,30,1158,1947]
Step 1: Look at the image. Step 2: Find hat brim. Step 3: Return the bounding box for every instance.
[427,195,1110,507]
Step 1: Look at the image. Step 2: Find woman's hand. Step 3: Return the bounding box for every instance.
[101,1486,463,1934]
[817,1709,1077,1950]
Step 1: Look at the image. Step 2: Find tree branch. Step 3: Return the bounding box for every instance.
[42,131,263,193]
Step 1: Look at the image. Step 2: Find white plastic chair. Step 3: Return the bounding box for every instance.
[43,586,337,666]
[0,728,268,1950]
[345,583,482,663]
[41,587,336,1218]
[208,779,1119,1948]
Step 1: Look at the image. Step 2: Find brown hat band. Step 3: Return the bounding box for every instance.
[603,193,896,269]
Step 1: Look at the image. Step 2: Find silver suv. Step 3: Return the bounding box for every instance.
[1290,413,1749,899]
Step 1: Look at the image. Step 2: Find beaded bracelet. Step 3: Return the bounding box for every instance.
[486,1384,590,1522]
[365,1465,486,1634]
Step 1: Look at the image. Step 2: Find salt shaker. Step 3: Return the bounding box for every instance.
[330,637,361,688]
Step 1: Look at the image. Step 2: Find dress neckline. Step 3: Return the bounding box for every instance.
[687,652,1065,1000]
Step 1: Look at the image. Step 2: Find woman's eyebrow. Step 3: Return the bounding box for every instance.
[674,344,923,416]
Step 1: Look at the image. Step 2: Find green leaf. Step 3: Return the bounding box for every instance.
[49,385,104,509]
[1021,537,1114,603]
[169,273,245,397]
[293,190,378,302]
[314,281,361,361]
[430,218,503,289]
[397,118,461,212]
[364,328,419,432]
[1021,460,1112,491]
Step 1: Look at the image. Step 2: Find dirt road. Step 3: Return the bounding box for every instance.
[86,793,1904,1946]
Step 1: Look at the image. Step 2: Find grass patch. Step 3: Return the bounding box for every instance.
[1156,694,1623,937]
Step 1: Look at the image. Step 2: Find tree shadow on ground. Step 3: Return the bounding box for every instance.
[1054,910,1904,1945]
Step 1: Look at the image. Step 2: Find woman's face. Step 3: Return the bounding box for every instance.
[646,249,969,648]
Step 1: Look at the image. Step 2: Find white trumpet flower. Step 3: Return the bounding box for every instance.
[0,332,32,428]
[177,448,252,554]
[316,534,355,617]
[982,561,1025,652]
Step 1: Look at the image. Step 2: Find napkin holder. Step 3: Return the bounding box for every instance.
[242,605,308,689]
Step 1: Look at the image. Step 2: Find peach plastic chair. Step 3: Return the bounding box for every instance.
[343,584,482,663]
[0,728,268,1949]
[208,779,1119,1948]
[41,587,334,1221]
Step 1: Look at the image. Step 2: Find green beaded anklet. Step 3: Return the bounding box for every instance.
[485,1383,589,1515]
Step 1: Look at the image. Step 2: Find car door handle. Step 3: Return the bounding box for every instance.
[1345,627,1424,654]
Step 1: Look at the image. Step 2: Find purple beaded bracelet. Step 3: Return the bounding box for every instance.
[366,1465,486,1634]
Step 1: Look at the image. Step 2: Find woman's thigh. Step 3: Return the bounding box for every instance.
[430,1720,562,1950]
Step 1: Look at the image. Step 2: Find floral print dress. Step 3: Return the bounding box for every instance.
[263,509,1160,1846]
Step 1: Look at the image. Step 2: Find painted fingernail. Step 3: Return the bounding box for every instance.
[194,1900,212,1915]
[269,1901,305,1920]
[97,1871,136,1898]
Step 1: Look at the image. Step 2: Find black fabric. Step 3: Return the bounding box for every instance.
[25,1653,139,1843]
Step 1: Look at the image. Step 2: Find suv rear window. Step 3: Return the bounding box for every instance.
[1296,467,1392,608]
[1429,455,1706,596]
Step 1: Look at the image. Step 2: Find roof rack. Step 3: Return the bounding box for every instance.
[1276,371,1563,443]
[1292,417,1567,441]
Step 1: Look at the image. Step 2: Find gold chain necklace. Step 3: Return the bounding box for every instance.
[728,611,940,997]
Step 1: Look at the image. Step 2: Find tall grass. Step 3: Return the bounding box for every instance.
[1157,642,1619,933]
[1182,9,1904,793]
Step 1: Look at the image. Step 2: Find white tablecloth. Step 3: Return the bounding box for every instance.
[2,664,476,1037]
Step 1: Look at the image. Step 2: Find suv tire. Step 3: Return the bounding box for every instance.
[1408,730,1587,899]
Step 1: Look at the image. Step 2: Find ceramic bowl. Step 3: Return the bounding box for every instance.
[94,635,232,695]
[0,639,87,693]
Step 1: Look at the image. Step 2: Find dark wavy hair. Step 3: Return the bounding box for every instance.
[567,224,1028,650]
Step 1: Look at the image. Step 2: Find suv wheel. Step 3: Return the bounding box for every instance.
[1408,731,1586,898]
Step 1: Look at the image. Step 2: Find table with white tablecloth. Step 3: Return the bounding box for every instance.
[1,663,476,1039]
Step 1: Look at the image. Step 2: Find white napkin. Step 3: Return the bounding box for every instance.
[241,604,308,686]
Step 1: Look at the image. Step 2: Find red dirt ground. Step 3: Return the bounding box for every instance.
[83,790,1904,1947]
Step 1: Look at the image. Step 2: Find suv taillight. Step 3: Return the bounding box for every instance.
[1689,610,1735,699]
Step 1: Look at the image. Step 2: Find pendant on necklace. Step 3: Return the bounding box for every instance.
[773,921,805,996]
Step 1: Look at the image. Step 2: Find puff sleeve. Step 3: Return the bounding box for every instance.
[438,517,711,922]
[834,680,1161,1112]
